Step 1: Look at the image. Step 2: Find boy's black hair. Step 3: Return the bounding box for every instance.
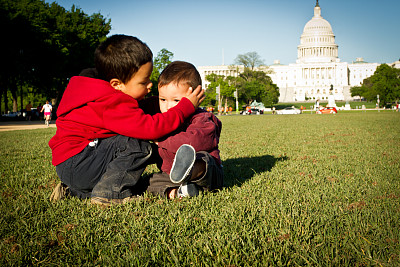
[158,61,202,89]
[94,35,153,84]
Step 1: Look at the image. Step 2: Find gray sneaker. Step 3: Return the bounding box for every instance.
[177,183,199,198]
[50,182,69,202]
[170,144,196,184]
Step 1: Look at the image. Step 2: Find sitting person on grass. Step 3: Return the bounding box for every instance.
[145,61,224,199]
[48,35,205,206]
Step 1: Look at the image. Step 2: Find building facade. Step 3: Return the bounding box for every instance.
[198,1,388,103]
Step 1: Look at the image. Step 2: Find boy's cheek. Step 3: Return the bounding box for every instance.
[159,103,167,113]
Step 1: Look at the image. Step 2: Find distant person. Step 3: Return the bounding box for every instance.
[315,99,320,111]
[145,61,223,199]
[48,35,204,206]
[41,100,52,126]
[25,101,33,121]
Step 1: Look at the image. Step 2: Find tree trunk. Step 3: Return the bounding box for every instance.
[20,86,23,113]
[0,88,2,115]
[3,88,9,114]
[11,86,18,112]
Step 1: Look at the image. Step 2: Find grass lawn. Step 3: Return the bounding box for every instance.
[1,112,399,266]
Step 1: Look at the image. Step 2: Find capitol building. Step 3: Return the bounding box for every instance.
[198,1,396,103]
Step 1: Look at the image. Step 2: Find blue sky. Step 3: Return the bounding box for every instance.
[46,0,400,67]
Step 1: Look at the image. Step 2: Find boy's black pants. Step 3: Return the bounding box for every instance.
[56,135,152,199]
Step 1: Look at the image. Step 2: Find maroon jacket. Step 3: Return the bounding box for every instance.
[157,109,222,174]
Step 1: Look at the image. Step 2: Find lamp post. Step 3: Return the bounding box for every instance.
[234,67,240,114]
[377,94,380,112]
[216,85,221,115]
[234,89,239,114]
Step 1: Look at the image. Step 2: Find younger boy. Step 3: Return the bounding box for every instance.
[146,61,223,199]
[49,35,204,206]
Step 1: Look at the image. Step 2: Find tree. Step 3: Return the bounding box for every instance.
[0,0,111,112]
[236,68,279,106]
[149,49,174,95]
[234,52,265,70]
[351,64,400,106]
[203,73,236,109]
[350,86,366,100]
[203,66,279,110]
[369,64,400,105]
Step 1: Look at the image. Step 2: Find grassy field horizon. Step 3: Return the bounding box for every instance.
[1,112,399,265]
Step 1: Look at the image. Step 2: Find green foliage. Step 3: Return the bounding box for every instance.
[237,68,279,106]
[203,73,236,108]
[369,64,400,105]
[0,0,111,111]
[351,64,400,106]
[149,49,174,96]
[350,85,365,99]
[204,67,279,109]
[204,52,279,109]
[0,84,48,114]
[1,113,399,265]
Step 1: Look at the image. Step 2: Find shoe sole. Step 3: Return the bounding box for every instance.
[170,144,196,184]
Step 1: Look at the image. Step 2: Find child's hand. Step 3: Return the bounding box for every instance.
[186,85,205,108]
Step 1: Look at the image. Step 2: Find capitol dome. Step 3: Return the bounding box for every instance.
[297,1,339,63]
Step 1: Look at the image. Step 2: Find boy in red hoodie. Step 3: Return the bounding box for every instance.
[49,35,204,206]
[145,61,223,199]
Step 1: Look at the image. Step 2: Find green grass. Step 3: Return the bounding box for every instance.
[1,113,399,266]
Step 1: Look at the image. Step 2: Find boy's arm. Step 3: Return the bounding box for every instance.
[157,113,219,153]
[102,95,195,140]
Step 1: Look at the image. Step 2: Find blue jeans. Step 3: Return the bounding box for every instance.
[56,135,152,199]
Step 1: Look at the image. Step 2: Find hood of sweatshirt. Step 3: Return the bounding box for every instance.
[57,76,118,117]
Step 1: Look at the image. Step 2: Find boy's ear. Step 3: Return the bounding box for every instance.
[110,78,124,90]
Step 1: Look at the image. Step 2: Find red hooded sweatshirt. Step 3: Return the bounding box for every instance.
[49,76,194,166]
[157,109,222,174]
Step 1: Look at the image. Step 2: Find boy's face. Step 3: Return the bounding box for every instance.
[115,62,153,101]
[158,82,189,113]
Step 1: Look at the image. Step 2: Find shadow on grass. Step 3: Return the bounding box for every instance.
[223,155,288,188]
